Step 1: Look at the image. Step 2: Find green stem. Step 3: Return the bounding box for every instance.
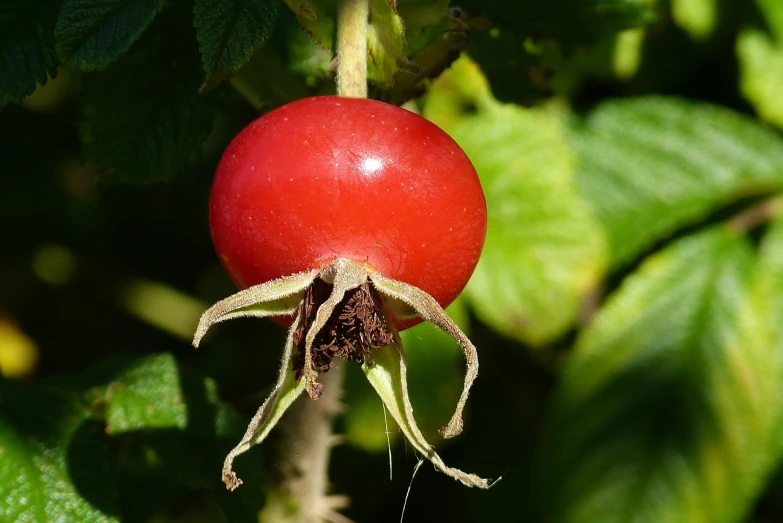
[336,0,369,98]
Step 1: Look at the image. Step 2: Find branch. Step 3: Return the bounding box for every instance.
[259,367,350,523]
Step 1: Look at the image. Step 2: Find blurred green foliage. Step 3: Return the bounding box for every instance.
[4,0,783,521]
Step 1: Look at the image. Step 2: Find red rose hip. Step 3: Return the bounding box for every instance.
[209,95,487,321]
[195,96,492,491]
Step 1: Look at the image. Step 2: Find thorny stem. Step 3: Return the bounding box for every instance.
[264,2,369,521]
[260,367,350,523]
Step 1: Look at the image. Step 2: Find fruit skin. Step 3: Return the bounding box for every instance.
[209,96,486,328]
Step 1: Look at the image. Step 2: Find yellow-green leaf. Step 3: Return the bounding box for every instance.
[531,227,783,522]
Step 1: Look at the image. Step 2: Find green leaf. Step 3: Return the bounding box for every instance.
[459,106,606,345]
[88,354,253,500]
[467,25,647,106]
[462,31,550,106]
[383,4,469,104]
[283,0,336,49]
[671,0,718,40]
[32,353,261,520]
[0,0,61,107]
[54,0,164,71]
[426,60,606,345]
[283,0,454,88]
[80,11,219,183]
[283,13,333,86]
[366,0,407,87]
[194,0,280,91]
[396,0,452,56]
[459,0,657,104]
[736,1,783,128]
[458,0,658,41]
[572,97,783,267]
[0,382,119,522]
[756,0,783,39]
[737,28,783,129]
[102,354,217,433]
[611,28,645,78]
[531,227,783,522]
[741,216,783,459]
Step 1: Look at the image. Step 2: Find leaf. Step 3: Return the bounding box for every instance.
[737,27,783,129]
[88,354,256,501]
[194,0,280,91]
[462,30,551,106]
[426,59,606,345]
[458,0,658,41]
[467,24,647,106]
[756,0,783,39]
[366,0,407,87]
[611,28,645,79]
[459,106,606,345]
[571,97,783,267]
[283,0,450,88]
[0,0,61,107]
[80,10,219,183]
[54,0,164,71]
[736,0,783,128]
[0,382,119,522]
[22,353,262,520]
[671,0,718,40]
[530,227,783,523]
[739,216,783,459]
[383,5,470,104]
[283,11,334,86]
[100,354,218,434]
[458,0,657,104]
[396,0,452,57]
[284,0,318,20]
[284,0,336,49]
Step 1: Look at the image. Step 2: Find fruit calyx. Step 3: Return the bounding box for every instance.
[292,278,394,399]
[193,257,491,490]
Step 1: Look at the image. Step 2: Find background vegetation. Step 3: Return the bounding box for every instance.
[3,0,783,521]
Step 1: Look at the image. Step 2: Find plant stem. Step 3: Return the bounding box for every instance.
[728,196,783,233]
[260,367,349,523]
[336,0,369,98]
[261,3,369,521]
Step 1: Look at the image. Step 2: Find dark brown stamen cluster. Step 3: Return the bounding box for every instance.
[293,278,395,381]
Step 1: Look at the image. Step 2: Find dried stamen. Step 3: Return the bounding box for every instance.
[293,278,395,381]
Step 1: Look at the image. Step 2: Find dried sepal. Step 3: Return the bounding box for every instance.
[222,312,307,491]
[363,339,491,489]
[193,269,318,347]
[370,271,478,439]
[197,259,489,491]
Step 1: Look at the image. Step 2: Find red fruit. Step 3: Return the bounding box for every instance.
[209,96,486,327]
